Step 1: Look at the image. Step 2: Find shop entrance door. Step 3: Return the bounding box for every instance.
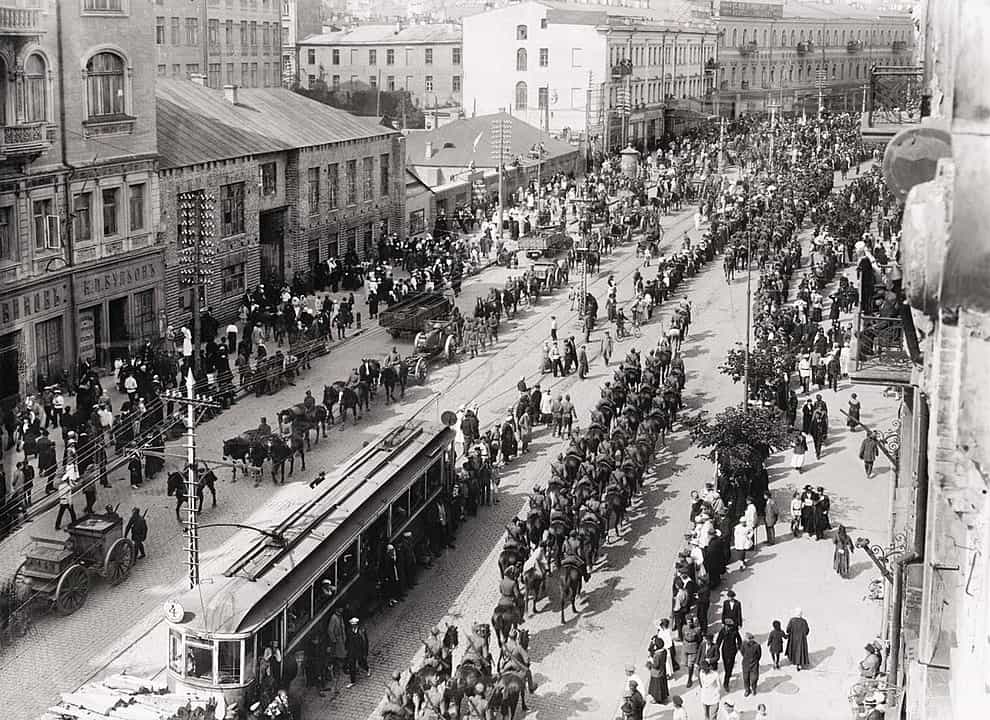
[78,306,102,368]
[0,331,20,408]
[108,297,129,363]
[259,208,286,285]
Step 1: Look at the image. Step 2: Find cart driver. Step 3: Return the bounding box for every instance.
[385,346,402,368]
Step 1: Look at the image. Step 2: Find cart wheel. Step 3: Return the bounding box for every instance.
[54,564,90,616]
[444,336,456,364]
[415,358,428,385]
[105,538,135,586]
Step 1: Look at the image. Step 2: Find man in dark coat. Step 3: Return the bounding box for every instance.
[785,609,811,670]
[716,618,742,690]
[345,617,370,687]
[721,589,743,628]
[125,507,148,559]
[740,632,762,696]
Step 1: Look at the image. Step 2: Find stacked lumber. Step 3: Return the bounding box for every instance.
[40,675,225,720]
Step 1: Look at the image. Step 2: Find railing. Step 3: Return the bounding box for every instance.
[847,40,862,54]
[0,5,42,34]
[796,41,813,56]
[737,42,758,56]
[868,65,925,127]
[1,122,54,156]
[892,40,908,53]
[851,313,913,385]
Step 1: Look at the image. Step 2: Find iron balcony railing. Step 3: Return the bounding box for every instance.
[868,65,926,127]
[851,313,913,385]
[0,5,43,35]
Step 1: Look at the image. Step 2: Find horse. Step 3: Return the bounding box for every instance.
[522,561,547,615]
[489,670,529,720]
[558,556,586,623]
[380,365,399,404]
[166,471,188,524]
[491,599,525,648]
[261,434,305,482]
[604,483,628,541]
[324,383,360,425]
[498,541,528,578]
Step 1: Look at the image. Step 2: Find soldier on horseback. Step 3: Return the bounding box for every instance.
[461,624,492,677]
[497,566,525,621]
[501,629,538,693]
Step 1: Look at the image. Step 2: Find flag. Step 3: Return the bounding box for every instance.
[472,131,483,152]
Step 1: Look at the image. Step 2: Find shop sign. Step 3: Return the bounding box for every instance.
[77,259,160,301]
[78,310,97,364]
[720,1,783,19]
[0,281,69,334]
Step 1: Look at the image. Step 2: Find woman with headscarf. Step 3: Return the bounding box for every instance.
[785,609,811,670]
[833,525,855,578]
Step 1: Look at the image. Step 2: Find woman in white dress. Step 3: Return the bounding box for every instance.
[791,431,808,473]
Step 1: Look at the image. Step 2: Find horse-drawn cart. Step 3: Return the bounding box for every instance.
[379,292,452,338]
[409,315,460,383]
[14,512,134,616]
[518,230,573,260]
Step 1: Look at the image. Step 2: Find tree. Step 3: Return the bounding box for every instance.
[719,343,795,402]
[294,82,425,128]
[688,404,792,474]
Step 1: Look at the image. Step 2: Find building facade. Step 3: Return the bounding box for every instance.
[154,0,282,88]
[156,81,404,326]
[462,1,719,154]
[296,24,462,110]
[280,0,323,86]
[0,0,160,406]
[709,0,915,117]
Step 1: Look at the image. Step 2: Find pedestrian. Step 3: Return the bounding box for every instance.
[833,524,855,578]
[790,431,808,473]
[128,453,144,489]
[647,640,670,704]
[323,607,348,696]
[550,343,564,377]
[653,618,677,675]
[681,615,701,687]
[226,321,238,354]
[847,392,861,429]
[671,695,688,720]
[550,315,558,342]
[789,491,803,537]
[716,617,741,690]
[578,344,589,379]
[345,616,370,688]
[623,663,646,700]
[767,620,785,669]
[784,609,811,670]
[732,519,753,570]
[561,394,576,437]
[763,491,778,545]
[723,700,740,720]
[54,472,78,531]
[125,507,148,559]
[698,661,720,720]
[859,430,880,478]
[601,330,614,365]
[721,590,743,628]
[740,632,762,696]
[551,395,564,437]
[517,411,532,453]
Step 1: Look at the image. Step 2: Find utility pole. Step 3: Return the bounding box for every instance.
[491,116,511,240]
[717,116,726,174]
[163,371,220,588]
[743,229,753,410]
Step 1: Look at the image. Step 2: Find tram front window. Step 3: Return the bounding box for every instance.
[185,637,214,681]
[218,640,241,684]
[169,629,183,674]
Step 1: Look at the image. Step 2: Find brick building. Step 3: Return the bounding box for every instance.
[154,0,283,88]
[155,80,404,326]
[280,0,324,86]
[0,0,160,405]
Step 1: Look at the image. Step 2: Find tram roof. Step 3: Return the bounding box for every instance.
[169,420,453,636]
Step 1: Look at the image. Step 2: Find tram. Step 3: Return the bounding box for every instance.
[164,420,456,708]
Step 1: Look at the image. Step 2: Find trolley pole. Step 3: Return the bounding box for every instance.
[164,370,220,588]
[491,117,511,241]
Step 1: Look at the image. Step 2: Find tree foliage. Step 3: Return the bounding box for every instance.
[689,404,793,473]
[719,343,795,401]
[294,81,426,129]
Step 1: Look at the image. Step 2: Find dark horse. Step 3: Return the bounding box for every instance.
[558,556,586,623]
[380,365,399,404]
[166,471,188,524]
[324,382,363,425]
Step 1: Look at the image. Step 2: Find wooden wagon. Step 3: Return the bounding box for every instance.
[15,512,134,616]
[518,230,573,259]
[378,292,453,338]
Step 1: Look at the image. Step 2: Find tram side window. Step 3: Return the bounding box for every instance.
[409,476,426,514]
[185,636,215,681]
[287,590,313,646]
[217,640,241,684]
[426,459,442,495]
[361,513,389,575]
[338,541,358,585]
[390,490,410,534]
[314,564,337,612]
[169,629,183,674]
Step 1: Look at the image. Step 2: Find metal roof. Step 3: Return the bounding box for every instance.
[781,0,913,20]
[169,421,454,637]
[404,112,578,170]
[156,80,396,169]
[539,0,715,28]
[299,23,462,46]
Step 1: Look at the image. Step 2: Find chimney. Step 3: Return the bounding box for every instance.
[425,141,433,159]
[223,84,239,104]
[190,73,206,86]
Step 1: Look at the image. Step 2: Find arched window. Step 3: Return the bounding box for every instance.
[840,63,844,80]
[854,64,859,80]
[515,81,527,110]
[24,53,48,123]
[761,66,767,85]
[730,66,736,86]
[788,64,793,82]
[831,63,837,79]
[742,29,747,44]
[772,30,777,47]
[842,29,846,43]
[762,29,767,45]
[770,66,775,83]
[817,29,822,45]
[732,28,737,46]
[86,51,125,118]
[0,57,7,126]
[799,30,805,42]
[516,24,527,41]
[790,30,795,46]
[516,48,527,71]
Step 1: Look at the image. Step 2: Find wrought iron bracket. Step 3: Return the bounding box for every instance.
[856,532,907,583]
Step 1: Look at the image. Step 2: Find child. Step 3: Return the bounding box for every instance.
[789,491,803,537]
[768,620,786,670]
[671,695,688,720]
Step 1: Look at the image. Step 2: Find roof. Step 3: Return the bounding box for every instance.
[156,80,395,169]
[781,0,913,20]
[537,0,715,29]
[300,23,461,46]
[171,421,454,637]
[405,112,578,170]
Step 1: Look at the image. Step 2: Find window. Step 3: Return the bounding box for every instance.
[516,24,527,40]
[307,48,315,65]
[250,21,258,49]
[516,48,527,71]
[157,64,166,76]
[129,183,145,232]
[172,64,180,78]
[387,75,395,91]
[362,157,374,201]
[571,48,583,67]
[84,0,123,10]
[332,49,339,65]
[239,20,247,49]
[171,17,180,45]
[0,206,15,261]
[425,48,433,65]
[185,63,200,79]
[24,54,47,123]
[328,163,339,208]
[409,209,425,235]
[73,193,92,242]
[515,81,527,110]
[541,18,548,30]
[425,75,433,92]
[226,20,233,49]
[35,317,63,384]
[133,288,155,343]
[452,47,461,65]
[86,52,126,118]
[452,75,461,92]
[242,63,249,82]
[221,262,246,295]
[102,187,119,236]
[185,17,199,46]
[539,48,548,67]
[209,63,221,87]
[208,18,219,50]
[308,167,320,212]
[221,182,245,235]
[156,17,165,44]
[345,159,357,205]
[250,63,258,87]
[258,162,275,195]
[369,49,376,65]
[369,75,377,89]
[538,86,548,109]
[332,74,339,88]
[380,154,390,197]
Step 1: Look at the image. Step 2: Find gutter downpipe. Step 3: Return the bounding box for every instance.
[55,0,79,386]
[886,393,929,717]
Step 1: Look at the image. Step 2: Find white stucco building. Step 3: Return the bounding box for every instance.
[462,1,719,153]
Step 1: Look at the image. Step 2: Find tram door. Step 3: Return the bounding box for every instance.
[256,613,284,683]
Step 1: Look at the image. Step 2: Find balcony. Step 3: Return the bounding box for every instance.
[862,65,927,144]
[796,41,814,56]
[0,4,43,36]
[847,40,862,54]
[849,313,915,385]
[892,40,908,53]
[737,42,758,57]
[0,121,55,161]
